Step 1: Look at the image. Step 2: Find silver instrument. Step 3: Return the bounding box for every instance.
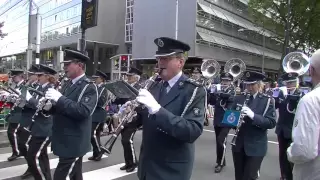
[224,58,246,95]
[231,93,251,146]
[282,52,310,113]
[199,59,221,87]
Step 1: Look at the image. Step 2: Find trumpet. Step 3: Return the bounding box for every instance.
[100,69,162,154]
[231,93,251,146]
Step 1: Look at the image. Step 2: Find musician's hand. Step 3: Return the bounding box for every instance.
[136,89,160,114]
[15,89,21,96]
[241,106,254,119]
[119,101,132,113]
[45,88,62,102]
[26,90,32,101]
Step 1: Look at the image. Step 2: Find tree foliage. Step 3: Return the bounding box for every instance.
[248,0,320,72]
[0,22,7,39]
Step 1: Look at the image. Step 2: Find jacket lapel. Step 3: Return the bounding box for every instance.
[160,75,187,107]
[64,76,86,96]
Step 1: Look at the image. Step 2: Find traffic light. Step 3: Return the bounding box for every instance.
[120,55,129,71]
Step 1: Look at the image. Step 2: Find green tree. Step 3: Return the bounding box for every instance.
[0,22,7,39]
[248,0,320,72]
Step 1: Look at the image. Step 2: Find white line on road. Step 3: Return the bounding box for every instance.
[203,129,279,145]
[83,163,137,180]
[0,147,52,163]
[0,151,108,179]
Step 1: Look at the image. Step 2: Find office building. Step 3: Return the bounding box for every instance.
[132,0,282,78]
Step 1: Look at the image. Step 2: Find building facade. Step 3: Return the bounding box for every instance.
[132,0,282,78]
[0,0,281,78]
[0,0,130,75]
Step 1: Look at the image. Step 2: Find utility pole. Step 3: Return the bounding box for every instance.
[26,0,33,72]
[175,0,179,40]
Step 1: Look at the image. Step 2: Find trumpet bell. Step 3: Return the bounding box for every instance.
[201,59,221,79]
[224,58,246,81]
[283,52,310,76]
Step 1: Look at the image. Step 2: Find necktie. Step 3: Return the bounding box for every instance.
[160,81,169,97]
[247,95,254,107]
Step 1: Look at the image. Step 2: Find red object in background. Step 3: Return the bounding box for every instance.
[120,55,128,61]
[105,105,109,111]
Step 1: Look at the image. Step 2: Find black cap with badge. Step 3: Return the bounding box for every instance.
[242,71,266,84]
[281,72,299,82]
[154,37,190,57]
[62,49,90,63]
[10,69,24,77]
[126,67,142,76]
[39,64,57,75]
[92,70,109,81]
[220,72,233,81]
[192,67,200,74]
[28,64,41,75]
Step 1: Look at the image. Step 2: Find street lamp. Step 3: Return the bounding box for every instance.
[238,28,266,73]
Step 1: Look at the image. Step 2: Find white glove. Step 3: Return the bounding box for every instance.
[136,89,161,114]
[26,90,32,101]
[241,106,255,119]
[45,88,62,102]
[14,89,21,96]
[119,101,132,114]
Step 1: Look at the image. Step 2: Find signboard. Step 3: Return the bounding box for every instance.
[81,0,99,29]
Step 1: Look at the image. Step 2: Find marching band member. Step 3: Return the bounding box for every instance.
[120,67,142,172]
[24,64,57,180]
[44,49,98,180]
[287,49,320,179]
[89,70,108,161]
[275,72,301,180]
[209,72,235,173]
[129,37,206,180]
[6,69,25,161]
[299,81,312,95]
[230,71,276,180]
[262,77,274,96]
[17,65,41,179]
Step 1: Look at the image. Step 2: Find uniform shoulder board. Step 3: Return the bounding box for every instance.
[185,78,202,87]
[84,78,94,83]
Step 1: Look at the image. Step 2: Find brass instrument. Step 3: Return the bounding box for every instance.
[200,59,221,86]
[224,58,246,94]
[282,52,310,113]
[230,93,251,146]
[101,69,162,154]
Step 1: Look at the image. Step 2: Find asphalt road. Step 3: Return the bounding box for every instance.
[0,124,281,180]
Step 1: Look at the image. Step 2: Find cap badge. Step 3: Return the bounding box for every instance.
[157,39,164,47]
[288,73,292,77]
[225,73,229,77]
[246,72,250,77]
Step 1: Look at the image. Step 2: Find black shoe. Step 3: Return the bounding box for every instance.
[120,164,128,170]
[214,165,224,173]
[88,156,95,161]
[126,164,137,172]
[21,169,32,179]
[94,153,103,161]
[214,164,219,169]
[7,154,19,161]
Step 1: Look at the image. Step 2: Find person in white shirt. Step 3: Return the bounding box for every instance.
[287,49,320,180]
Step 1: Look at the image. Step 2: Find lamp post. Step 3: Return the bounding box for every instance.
[175,0,179,40]
[238,28,265,72]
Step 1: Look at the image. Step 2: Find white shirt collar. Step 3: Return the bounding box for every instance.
[97,83,103,88]
[42,82,49,88]
[72,74,85,84]
[167,71,182,88]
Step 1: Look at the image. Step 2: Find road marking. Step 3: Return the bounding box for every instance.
[203,129,279,145]
[0,147,52,163]
[83,163,137,180]
[0,151,108,179]
[0,130,7,133]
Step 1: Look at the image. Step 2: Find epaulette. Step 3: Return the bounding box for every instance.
[185,78,202,87]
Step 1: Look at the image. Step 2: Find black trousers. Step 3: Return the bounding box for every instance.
[278,131,293,180]
[214,126,230,166]
[53,157,83,180]
[26,136,51,180]
[7,122,20,155]
[121,126,137,166]
[17,127,31,157]
[90,122,102,157]
[232,147,264,180]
